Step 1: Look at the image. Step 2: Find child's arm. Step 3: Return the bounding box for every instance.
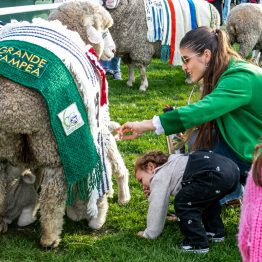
[141,166,173,239]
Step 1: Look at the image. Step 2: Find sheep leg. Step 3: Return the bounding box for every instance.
[138,66,148,92]
[0,131,25,230]
[88,195,109,230]
[107,133,131,205]
[127,64,135,87]
[17,169,39,227]
[116,172,131,205]
[0,162,8,233]
[39,167,66,248]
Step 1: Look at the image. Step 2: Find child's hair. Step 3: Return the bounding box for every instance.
[134,151,169,173]
[253,143,262,186]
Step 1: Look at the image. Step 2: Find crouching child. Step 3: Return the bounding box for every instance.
[135,150,239,254]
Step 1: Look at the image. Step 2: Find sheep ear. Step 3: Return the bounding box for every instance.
[22,170,36,184]
[82,15,103,44]
[86,25,103,44]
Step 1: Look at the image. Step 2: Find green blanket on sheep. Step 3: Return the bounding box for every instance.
[0,40,103,205]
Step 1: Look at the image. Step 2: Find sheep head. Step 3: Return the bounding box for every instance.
[48,0,115,60]
[226,24,238,45]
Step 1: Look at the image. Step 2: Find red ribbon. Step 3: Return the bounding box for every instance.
[167,0,176,65]
[85,47,107,106]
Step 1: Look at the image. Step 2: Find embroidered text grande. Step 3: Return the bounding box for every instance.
[0,46,48,78]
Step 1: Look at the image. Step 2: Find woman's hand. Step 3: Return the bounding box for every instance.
[117,120,155,140]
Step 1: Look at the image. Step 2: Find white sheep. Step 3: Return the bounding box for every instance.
[226,3,262,65]
[0,0,130,248]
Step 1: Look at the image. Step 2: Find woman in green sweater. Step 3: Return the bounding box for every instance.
[118,26,262,200]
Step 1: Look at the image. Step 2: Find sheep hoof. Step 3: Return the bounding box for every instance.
[40,235,61,248]
[126,80,134,87]
[0,220,8,233]
[88,218,104,230]
[118,195,131,205]
[107,189,114,198]
[139,86,147,92]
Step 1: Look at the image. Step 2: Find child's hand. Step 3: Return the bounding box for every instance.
[143,186,150,198]
[137,231,145,237]
[166,214,178,222]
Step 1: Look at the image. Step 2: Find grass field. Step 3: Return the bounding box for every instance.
[0,60,242,262]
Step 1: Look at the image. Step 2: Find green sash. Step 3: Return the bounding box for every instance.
[0,40,103,205]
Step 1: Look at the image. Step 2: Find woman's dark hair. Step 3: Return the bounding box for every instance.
[180,26,242,149]
[134,151,168,173]
[253,143,262,187]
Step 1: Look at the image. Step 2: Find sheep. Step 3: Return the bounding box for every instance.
[104,0,220,91]
[0,164,38,232]
[226,3,262,66]
[0,0,130,248]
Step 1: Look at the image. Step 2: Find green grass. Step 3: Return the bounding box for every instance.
[0,60,241,262]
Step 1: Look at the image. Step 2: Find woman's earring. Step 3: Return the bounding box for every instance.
[205,63,209,68]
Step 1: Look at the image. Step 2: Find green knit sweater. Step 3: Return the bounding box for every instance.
[159,59,262,162]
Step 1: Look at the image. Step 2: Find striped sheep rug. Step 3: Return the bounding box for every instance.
[144,0,220,65]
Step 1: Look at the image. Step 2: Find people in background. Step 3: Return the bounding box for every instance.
[101,56,122,80]
[206,0,223,25]
[222,0,231,24]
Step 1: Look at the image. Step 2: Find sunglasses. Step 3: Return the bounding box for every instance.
[181,53,201,64]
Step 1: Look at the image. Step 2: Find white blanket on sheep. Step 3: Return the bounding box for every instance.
[144,0,217,65]
[0,19,110,216]
[143,0,163,42]
[172,0,186,65]
[160,0,187,65]
[192,0,212,27]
